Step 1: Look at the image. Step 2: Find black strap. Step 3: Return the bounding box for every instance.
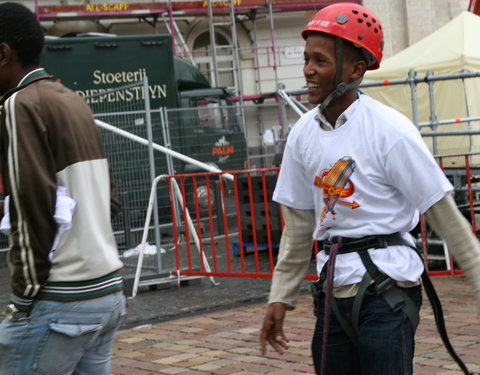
[421,266,474,374]
[318,233,475,375]
[351,271,371,333]
[323,233,404,254]
[357,250,420,331]
[331,296,358,346]
[317,36,363,113]
[318,77,363,113]
[334,36,343,87]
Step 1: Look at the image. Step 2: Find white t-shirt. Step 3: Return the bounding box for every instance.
[273,94,453,286]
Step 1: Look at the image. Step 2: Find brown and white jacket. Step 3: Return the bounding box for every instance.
[0,69,123,311]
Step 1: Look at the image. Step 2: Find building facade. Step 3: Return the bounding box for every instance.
[16,0,472,156]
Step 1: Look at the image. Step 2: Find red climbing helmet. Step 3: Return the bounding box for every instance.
[301,3,384,70]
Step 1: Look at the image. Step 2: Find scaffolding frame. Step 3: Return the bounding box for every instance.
[35,1,361,100]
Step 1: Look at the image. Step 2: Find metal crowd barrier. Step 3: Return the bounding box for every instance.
[130,158,479,296]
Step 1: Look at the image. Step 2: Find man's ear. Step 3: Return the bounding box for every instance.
[0,43,12,68]
[350,59,367,81]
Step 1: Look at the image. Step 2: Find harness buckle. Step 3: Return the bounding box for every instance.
[311,279,325,316]
[375,276,395,295]
[376,235,388,249]
[311,279,322,298]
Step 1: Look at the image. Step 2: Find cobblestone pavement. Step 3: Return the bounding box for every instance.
[112,277,480,375]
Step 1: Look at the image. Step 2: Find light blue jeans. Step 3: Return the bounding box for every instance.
[0,292,126,375]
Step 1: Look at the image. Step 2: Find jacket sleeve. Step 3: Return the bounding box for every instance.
[425,194,480,312]
[268,205,315,309]
[3,94,57,312]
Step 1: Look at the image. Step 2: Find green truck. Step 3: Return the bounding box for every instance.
[42,34,247,173]
[42,34,248,238]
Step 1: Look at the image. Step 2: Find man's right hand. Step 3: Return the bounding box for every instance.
[259,302,289,355]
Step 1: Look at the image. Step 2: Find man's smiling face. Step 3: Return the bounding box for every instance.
[303,32,337,105]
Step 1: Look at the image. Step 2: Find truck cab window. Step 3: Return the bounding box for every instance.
[196,98,232,131]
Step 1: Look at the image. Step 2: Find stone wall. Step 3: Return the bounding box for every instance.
[365,0,470,58]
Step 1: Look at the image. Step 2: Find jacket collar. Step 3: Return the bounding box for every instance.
[1,68,52,105]
[17,68,50,86]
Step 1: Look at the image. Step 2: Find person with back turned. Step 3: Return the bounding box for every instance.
[0,3,125,374]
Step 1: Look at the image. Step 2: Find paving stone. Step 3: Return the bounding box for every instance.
[158,367,189,375]
[153,353,199,365]
[192,363,223,372]
[112,277,479,375]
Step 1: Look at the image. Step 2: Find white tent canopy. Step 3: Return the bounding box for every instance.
[367,11,480,77]
[363,11,480,163]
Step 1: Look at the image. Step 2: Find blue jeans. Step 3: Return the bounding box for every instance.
[0,292,126,375]
[311,285,422,375]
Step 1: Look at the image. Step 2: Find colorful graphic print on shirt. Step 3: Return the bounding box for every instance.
[314,156,359,224]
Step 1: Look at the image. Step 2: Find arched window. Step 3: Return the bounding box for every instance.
[193,31,234,88]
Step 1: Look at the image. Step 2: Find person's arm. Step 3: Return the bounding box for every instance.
[424,194,480,311]
[260,205,315,354]
[4,96,57,313]
[269,205,315,307]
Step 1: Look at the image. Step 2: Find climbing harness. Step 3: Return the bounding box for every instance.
[313,233,477,375]
[318,241,340,375]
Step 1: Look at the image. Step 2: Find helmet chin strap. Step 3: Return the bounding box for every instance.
[319,36,362,113]
[319,77,362,113]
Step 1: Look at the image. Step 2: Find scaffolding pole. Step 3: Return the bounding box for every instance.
[36,1,361,104]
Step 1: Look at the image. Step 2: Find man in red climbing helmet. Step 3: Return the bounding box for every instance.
[301,2,383,113]
[260,3,480,375]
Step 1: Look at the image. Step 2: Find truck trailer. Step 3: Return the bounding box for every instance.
[42,34,248,173]
[42,34,248,242]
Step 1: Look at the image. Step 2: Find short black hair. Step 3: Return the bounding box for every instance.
[0,2,44,67]
[305,30,373,69]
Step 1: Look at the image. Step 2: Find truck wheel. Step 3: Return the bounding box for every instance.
[184,176,217,219]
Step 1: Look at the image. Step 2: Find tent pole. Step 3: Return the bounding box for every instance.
[408,68,419,128]
[426,71,438,155]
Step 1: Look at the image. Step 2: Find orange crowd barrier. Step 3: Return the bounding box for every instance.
[162,156,478,281]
